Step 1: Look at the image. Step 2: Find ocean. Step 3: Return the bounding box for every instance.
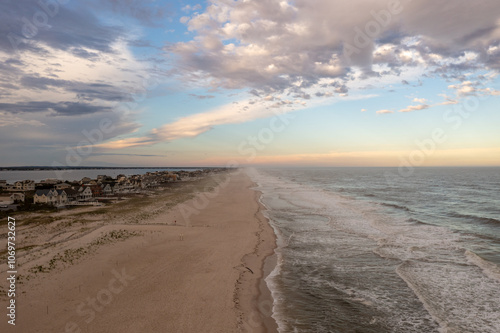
[249,167,500,333]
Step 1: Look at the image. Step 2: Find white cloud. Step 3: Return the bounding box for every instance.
[399,104,431,113]
[97,96,307,148]
[169,0,500,98]
[448,80,500,97]
[376,109,394,114]
[448,81,478,97]
[182,4,202,13]
[0,40,149,110]
[0,35,152,157]
[438,94,459,105]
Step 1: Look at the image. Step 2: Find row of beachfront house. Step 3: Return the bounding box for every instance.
[33,187,94,205]
[1,170,190,207]
[33,182,139,206]
[0,180,36,191]
[1,181,143,206]
[0,178,142,193]
[33,189,70,205]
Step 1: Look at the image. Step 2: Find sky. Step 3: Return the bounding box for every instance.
[1,0,500,167]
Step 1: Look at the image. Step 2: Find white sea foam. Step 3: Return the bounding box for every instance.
[397,260,500,333]
[466,250,500,282]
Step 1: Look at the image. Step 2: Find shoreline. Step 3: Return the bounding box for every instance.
[1,169,278,332]
[236,182,278,332]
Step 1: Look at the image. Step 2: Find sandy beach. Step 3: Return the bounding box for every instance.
[0,169,277,332]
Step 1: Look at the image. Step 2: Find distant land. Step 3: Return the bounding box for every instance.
[0,166,213,171]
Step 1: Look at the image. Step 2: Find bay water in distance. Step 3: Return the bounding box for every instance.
[249,167,500,333]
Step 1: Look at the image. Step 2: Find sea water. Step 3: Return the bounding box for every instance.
[248,167,500,333]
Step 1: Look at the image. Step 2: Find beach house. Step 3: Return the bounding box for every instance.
[55,190,68,205]
[77,186,93,201]
[34,189,58,205]
[14,180,35,191]
[88,185,103,197]
[80,177,92,184]
[10,193,25,203]
[101,183,114,196]
[55,182,72,190]
[34,189,68,206]
[63,188,79,202]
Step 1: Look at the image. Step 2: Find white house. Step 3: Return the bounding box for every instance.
[34,189,68,205]
[101,183,113,196]
[111,183,121,194]
[10,193,25,203]
[33,189,58,205]
[13,180,35,191]
[23,181,35,191]
[77,186,93,201]
[55,190,68,205]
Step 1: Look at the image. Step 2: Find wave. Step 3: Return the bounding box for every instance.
[407,217,429,225]
[397,260,500,333]
[379,202,411,212]
[251,167,500,333]
[465,250,500,282]
[448,212,500,225]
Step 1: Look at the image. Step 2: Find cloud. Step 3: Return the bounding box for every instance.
[19,75,134,103]
[0,41,147,118]
[382,78,499,114]
[95,136,160,149]
[0,0,151,122]
[97,96,307,148]
[0,1,156,164]
[0,107,140,149]
[438,94,459,105]
[376,109,394,114]
[189,94,215,99]
[90,153,165,157]
[167,0,500,100]
[361,108,367,112]
[182,4,202,13]
[448,80,500,97]
[0,101,112,116]
[0,112,45,127]
[399,104,431,113]
[448,81,480,97]
[0,0,128,55]
[0,1,153,156]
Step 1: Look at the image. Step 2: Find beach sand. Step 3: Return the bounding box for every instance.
[0,169,277,332]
